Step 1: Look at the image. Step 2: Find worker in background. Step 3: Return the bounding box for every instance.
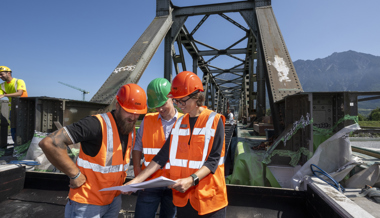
[0,66,28,143]
[125,71,228,217]
[132,78,182,218]
[227,109,234,125]
[39,84,147,218]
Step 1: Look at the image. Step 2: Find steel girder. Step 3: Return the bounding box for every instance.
[256,6,303,102]
[90,13,173,104]
[170,1,272,115]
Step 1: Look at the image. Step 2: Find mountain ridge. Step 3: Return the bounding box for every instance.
[293,50,380,111]
[294,50,380,93]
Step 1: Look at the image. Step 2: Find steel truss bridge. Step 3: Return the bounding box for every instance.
[89,0,303,134]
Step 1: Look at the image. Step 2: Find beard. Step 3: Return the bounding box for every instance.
[115,110,136,135]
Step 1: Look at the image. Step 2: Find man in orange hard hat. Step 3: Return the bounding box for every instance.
[39,84,147,218]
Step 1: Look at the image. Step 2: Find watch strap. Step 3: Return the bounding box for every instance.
[190,174,199,186]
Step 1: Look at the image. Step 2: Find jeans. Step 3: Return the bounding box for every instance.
[65,195,122,218]
[177,200,226,218]
[135,187,176,218]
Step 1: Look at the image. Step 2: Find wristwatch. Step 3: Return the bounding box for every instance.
[190,174,199,186]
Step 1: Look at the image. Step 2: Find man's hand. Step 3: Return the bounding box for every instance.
[121,179,139,195]
[121,160,162,195]
[69,172,87,189]
[168,177,193,193]
[0,94,5,99]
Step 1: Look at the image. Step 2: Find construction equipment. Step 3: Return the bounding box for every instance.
[58,81,89,101]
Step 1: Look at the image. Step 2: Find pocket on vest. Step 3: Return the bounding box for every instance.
[195,184,216,199]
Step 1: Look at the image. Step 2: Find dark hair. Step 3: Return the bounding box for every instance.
[191,92,205,106]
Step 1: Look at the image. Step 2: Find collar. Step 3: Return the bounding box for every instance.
[7,78,16,84]
[158,108,178,122]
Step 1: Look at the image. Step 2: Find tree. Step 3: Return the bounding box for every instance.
[368,108,380,121]
[358,114,366,121]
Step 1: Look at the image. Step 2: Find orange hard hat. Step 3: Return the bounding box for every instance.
[167,71,204,98]
[116,84,147,114]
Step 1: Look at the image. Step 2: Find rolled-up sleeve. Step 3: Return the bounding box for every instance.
[133,118,145,152]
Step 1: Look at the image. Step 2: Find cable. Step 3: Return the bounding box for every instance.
[310,164,345,193]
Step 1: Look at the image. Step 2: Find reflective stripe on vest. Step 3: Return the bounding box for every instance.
[76,113,130,173]
[77,157,124,173]
[100,113,114,166]
[143,148,170,169]
[170,112,222,169]
[143,148,161,155]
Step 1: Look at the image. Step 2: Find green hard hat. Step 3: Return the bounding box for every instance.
[147,78,171,108]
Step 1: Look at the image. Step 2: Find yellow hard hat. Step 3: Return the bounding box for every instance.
[0,66,11,72]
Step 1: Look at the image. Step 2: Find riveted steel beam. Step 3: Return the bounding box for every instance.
[256,6,303,103]
[199,48,247,56]
[173,1,270,17]
[91,14,173,104]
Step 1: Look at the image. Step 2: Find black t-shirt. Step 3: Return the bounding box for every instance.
[152,116,224,174]
[64,111,129,158]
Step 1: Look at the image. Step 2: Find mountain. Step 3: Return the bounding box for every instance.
[294,50,380,92]
[294,50,380,111]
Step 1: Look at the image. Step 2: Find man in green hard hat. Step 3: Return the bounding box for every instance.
[132,78,182,218]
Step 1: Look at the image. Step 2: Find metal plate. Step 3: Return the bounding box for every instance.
[256,6,303,102]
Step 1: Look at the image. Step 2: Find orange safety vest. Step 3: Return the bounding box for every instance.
[68,112,135,206]
[141,112,183,180]
[169,107,228,215]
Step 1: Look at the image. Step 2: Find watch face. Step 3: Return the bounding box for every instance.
[191,174,199,185]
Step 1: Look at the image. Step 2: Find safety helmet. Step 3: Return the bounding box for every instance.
[116,84,147,114]
[167,71,204,98]
[147,78,171,108]
[0,66,11,72]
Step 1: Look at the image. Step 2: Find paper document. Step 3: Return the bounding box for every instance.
[100,176,176,192]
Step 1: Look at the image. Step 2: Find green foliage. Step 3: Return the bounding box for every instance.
[358,120,380,128]
[175,105,183,113]
[368,107,380,121]
[371,112,380,121]
[147,108,156,113]
[266,108,271,116]
[358,114,366,121]
[358,108,373,118]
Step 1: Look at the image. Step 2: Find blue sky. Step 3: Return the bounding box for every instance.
[1,0,379,101]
